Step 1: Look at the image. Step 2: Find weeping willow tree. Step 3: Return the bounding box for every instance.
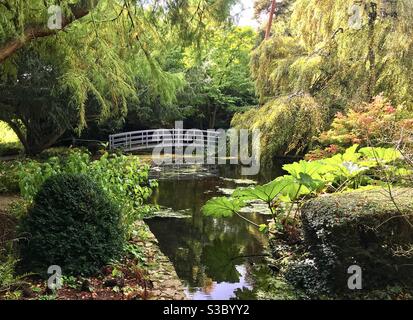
[233,0,413,163]
[254,0,413,107]
[232,94,327,164]
[0,0,237,154]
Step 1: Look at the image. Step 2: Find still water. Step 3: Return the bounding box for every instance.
[146,162,287,300]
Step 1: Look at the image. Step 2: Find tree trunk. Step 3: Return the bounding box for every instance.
[0,1,99,63]
[265,0,277,40]
[366,2,378,101]
[23,127,65,156]
[3,111,67,156]
[210,105,218,129]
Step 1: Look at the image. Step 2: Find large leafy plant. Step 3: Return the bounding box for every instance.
[202,145,408,236]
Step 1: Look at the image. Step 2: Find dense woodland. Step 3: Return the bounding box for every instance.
[0,0,413,300]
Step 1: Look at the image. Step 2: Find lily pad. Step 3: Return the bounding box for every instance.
[144,207,192,219]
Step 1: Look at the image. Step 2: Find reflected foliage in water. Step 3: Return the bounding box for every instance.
[146,162,289,299]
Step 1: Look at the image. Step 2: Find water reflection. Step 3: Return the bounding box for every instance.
[186,265,253,300]
[146,163,286,300]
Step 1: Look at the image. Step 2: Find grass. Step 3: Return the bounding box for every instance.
[0,122,22,157]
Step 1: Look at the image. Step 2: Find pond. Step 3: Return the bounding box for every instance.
[145,160,289,300]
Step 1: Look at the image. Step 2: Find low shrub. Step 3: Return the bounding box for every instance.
[20,174,125,276]
[17,149,157,236]
[0,161,20,194]
[0,252,27,293]
[307,95,413,160]
[300,188,413,293]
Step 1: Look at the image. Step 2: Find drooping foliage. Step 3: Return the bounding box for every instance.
[0,49,79,155]
[233,0,413,162]
[0,0,237,154]
[232,94,326,163]
[252,0,413,108]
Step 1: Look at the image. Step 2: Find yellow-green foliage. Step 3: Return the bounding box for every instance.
[251,0,413,109]
[0,121,22,156]
[1,0,235,136]
[0,122,18,144]
[231,95,327,164]
[243,0,413,164]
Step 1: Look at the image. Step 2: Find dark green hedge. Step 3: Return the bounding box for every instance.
[20,174,125,276]
[301,188,413,292]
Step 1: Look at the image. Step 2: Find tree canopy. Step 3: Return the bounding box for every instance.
[174,25,257,129]
[252,0,413,110]
[0,0,238,154]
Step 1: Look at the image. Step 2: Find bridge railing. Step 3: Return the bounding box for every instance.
[109,129,222,152]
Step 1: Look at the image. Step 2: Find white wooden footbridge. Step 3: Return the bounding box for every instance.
[109,129,222,152]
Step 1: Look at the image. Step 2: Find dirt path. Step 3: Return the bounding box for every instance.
[0,194,19,210]
[0,194,19,247]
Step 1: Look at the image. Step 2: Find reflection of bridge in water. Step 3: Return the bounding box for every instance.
[109,129,222,153]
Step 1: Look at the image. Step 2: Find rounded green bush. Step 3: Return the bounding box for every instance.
[20,174,125,276]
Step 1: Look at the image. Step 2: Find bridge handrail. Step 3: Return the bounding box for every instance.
[109,129,222,152]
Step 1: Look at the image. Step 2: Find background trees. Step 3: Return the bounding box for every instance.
[174,26,257,129]
[123,23,257,131]
[3,0,411,159]
[0,0,239,154]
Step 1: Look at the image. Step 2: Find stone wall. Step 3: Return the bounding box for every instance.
[134,221,186,300]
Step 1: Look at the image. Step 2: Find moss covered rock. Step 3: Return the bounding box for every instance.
[301,188,413,292]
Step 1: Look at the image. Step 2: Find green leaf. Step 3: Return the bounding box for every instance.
[232,179,288,202]
[278,175,318,199]
[282,160,324,180]
[342,144,361,162]
[259,224,268,233]
[202,197,245,218]
[359,147,402,163]
[297,172,325,191]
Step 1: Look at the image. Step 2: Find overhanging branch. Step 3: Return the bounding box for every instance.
[0,1,99,63]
